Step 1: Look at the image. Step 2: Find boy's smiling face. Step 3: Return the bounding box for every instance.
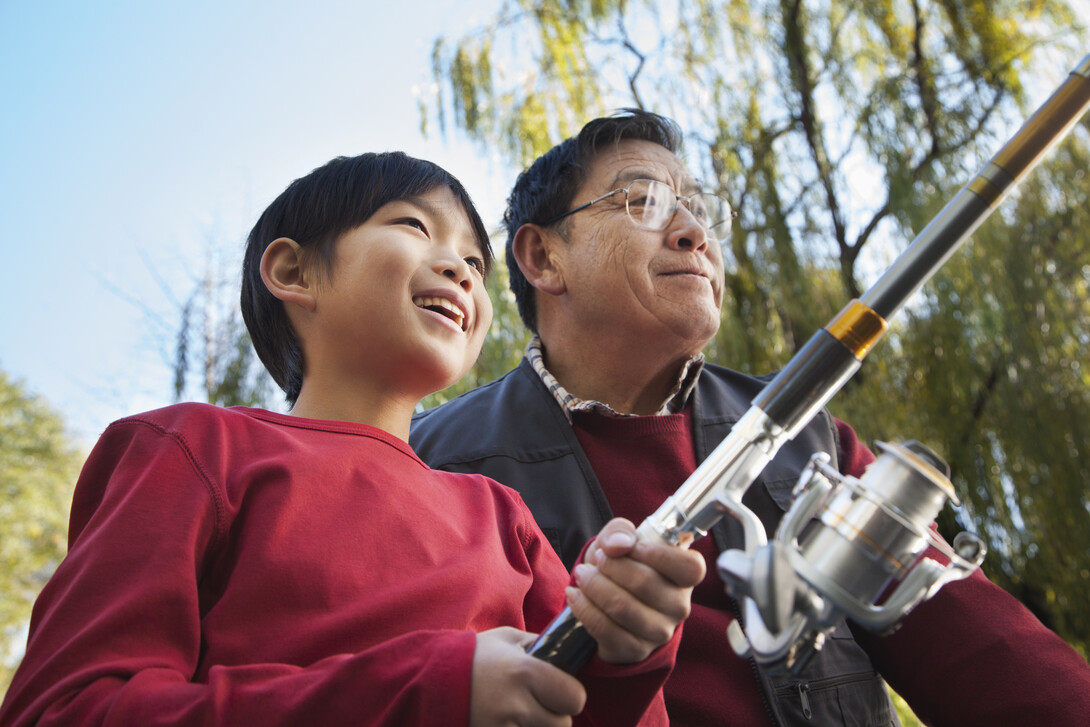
[304,185,493,403]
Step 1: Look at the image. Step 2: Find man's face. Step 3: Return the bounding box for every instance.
[552,139,725,354]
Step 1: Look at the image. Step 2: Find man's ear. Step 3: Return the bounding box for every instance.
[510,223,566,296]
[260,238,317,312]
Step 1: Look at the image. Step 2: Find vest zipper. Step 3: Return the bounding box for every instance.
[774,670,882,722]
[797,682,812,720]
[730,597,781,727]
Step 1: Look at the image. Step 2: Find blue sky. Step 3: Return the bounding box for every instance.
[3,2,1089,449]
[0,0,517,446]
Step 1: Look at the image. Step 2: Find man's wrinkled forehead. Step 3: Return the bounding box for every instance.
[587,141,702,194]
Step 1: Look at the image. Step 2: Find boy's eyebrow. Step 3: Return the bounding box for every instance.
[398,195,463,222]
[392,196,438,215]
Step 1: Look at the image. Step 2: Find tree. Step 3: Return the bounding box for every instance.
[901,131,1090,647]
[171,244,276,408]
[0,369,84,696]
[424,0,1090,657]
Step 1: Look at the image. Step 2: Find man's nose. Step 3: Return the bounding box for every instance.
[666,204,710,252]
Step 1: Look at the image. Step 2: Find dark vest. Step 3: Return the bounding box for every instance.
[412,359,898,726]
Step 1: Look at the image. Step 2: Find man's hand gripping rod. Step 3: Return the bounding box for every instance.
[527,54,1090,673]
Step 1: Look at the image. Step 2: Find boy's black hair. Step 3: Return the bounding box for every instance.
[502,109,683,332]
[241,151,493,404]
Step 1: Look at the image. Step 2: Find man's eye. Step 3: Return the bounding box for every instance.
[633,193,665,209]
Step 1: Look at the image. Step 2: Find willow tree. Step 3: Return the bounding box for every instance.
[425,0,1090,654]
[0,370,83,695]
[171,247,274,409]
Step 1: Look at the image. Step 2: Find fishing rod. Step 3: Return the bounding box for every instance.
[528,53,1090,673]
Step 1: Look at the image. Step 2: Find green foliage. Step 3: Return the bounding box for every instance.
[0,369,83,695]
[890,687,925,727]
[427,0,627,164]
[425,0,1090,657]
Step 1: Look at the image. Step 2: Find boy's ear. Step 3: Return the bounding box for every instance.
[510,223,566,297]
[260,238,317,312]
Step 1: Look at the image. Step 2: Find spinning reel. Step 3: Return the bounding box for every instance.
[717,441,986,672]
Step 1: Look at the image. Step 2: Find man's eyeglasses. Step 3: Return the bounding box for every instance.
[541,179,736,238]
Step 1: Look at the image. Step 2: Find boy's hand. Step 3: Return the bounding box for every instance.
[470,627,586,726]
[567,518,705,665]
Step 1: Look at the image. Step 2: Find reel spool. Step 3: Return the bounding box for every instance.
[718,441,986,672]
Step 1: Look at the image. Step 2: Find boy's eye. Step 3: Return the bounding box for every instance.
[397,217,428,234]
[465,257,486,275]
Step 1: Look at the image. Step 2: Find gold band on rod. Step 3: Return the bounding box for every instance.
[825,300,888,360]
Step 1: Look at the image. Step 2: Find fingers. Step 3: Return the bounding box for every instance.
[493,624,539,650]
[589,518,639,561]
[624,537,707,590]
[567,560,683,663]
[470,627,586,727]
[526,654,587,718]
[589,518,706,588]
[569,520,707,664]
[566,583,659,664]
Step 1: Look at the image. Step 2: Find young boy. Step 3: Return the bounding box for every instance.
[0,152,704,726]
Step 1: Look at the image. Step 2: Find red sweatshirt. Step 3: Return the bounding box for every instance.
[0,404,676,727]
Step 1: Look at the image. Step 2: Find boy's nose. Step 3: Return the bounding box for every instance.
[438,257,473,290]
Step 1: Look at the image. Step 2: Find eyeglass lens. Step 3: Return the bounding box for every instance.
[626,180,730,235]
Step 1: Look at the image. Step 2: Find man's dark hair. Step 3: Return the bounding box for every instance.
[503,109,683,332]
[241,151,493,404]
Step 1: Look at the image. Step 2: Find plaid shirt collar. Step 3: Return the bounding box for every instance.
[525,335,704,423]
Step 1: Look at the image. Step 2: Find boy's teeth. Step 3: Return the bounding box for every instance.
[413,296,466,330]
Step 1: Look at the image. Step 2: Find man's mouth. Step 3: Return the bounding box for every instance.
[661,268,707,279]
[413,295,468,331]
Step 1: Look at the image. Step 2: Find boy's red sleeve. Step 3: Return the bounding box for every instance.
[0,421,478,727]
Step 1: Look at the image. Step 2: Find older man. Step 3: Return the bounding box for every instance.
[411,110,1090,725]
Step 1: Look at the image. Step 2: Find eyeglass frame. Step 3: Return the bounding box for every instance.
[539,178,737,236]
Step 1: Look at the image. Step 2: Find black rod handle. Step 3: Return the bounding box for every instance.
[526,605,597,673]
